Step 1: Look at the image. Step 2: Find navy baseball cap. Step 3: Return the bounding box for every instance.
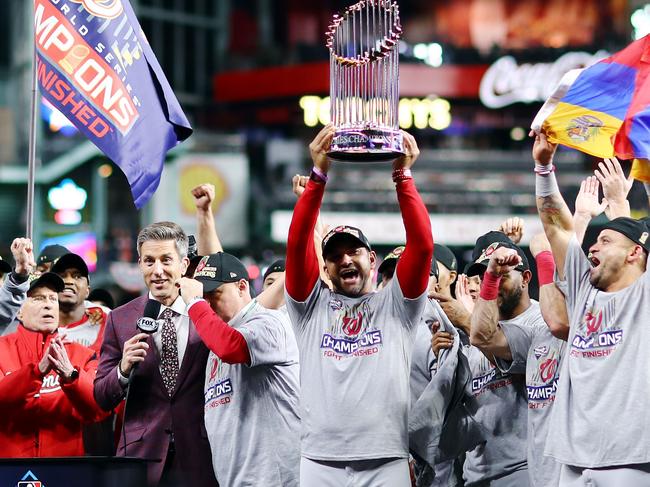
[263,259,285,281]
[377,246,405,274]
[194,252,249,292]
[430,253,439,281]
[434,244,457,272]
[0,256,11,274]
[27,272,65,295]
[322,225,371,258]
[601,217,650,251]
[88,288,115,309]
[471,231,513,263]
[51,253,89,279]
[37,244,70,266]
[466,241,529,277]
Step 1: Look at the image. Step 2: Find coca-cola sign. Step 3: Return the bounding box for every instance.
[479,51,609,109]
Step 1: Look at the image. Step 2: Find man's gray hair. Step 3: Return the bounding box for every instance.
[137,221,188,259]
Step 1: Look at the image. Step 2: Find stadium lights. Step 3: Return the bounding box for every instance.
[631,5,650,40]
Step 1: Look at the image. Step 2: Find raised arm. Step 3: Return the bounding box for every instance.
[394,132,434,299]
[469,247,519,361]
[532,131,574,279]
[256,272,285,310]
[0,238,35,330]
[179,278,251,364]
[530,233,569,340]
[292,174,332,289]
[192,183,224,255]
[285,125,334,301]
[596,157,633,219]
[573,176,607,245]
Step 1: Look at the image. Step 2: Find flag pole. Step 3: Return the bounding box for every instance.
[26,43,38,241]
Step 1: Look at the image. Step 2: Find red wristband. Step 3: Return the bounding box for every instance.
[535,251,556,286]
[479,271,501,300]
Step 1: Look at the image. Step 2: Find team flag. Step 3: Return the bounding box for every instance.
[531,35,650,182]
[33,0,193,208]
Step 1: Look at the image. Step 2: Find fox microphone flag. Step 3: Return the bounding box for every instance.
[33,0,193,208]
[531,35,650,182]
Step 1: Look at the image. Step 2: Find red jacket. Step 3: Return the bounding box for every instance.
[0,325,107,457]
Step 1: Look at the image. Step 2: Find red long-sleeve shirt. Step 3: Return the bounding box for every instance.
[286,177,433,301]
[0,325,108,457]
[188,300,251,364]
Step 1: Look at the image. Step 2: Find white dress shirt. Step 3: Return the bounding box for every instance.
[117,294,190,386]
[152,293,189,366]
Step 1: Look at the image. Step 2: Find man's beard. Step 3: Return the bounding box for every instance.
[58,299,79,313]
[499,286,522,319]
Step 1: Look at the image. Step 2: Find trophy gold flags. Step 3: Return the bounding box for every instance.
[326,0,404,162]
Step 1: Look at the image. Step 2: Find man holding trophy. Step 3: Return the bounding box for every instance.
[285,5,433,483]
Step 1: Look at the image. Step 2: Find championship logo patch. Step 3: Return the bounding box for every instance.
[329,298,343,311]
[534,345,548,360]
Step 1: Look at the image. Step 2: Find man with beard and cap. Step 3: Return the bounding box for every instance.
[450,232,533,487]
[533,132,650,486]
[285,125,433,486]
[469,232,566,487]
[177,252,300,487]
[0,272,107,457]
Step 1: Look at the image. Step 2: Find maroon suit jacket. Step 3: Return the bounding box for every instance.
[94,295,216,486]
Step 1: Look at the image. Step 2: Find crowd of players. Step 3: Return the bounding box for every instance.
[0,126,649,487]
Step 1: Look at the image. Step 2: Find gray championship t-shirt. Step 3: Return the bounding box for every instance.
[545,236,650,468]
[203,301,301,486]
[496,304,565,487]
[285,275,426,461]
[462,304,542,485]
[410,299,462,487]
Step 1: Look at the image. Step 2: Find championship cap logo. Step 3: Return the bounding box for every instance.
[195,256,209,274]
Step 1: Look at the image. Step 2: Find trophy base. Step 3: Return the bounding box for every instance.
[328,128,404,163]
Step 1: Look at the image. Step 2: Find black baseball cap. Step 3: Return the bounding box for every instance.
[377,246,405,274]
[51,253,89,279]
[263,259,285,281]
[194,252,249,292]
[466,241,529,277]
[37,244,70,266]
[27,272,65,294]
[430,253,439,281]
[601,217,650,251]
[471,231,513,263]
[322,225,371,259]
[434,244,457,272]
[0,256,11,274]
[88,288,115,309]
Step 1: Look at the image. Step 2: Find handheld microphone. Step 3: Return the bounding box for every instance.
[123,298,161,456]
[137,299,162,334]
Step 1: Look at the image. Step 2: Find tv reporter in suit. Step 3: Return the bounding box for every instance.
[94,222,216,487]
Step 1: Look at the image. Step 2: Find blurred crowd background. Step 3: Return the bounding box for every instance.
[1,0,650,306]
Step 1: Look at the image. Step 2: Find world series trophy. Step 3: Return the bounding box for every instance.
[326,0,404,162]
